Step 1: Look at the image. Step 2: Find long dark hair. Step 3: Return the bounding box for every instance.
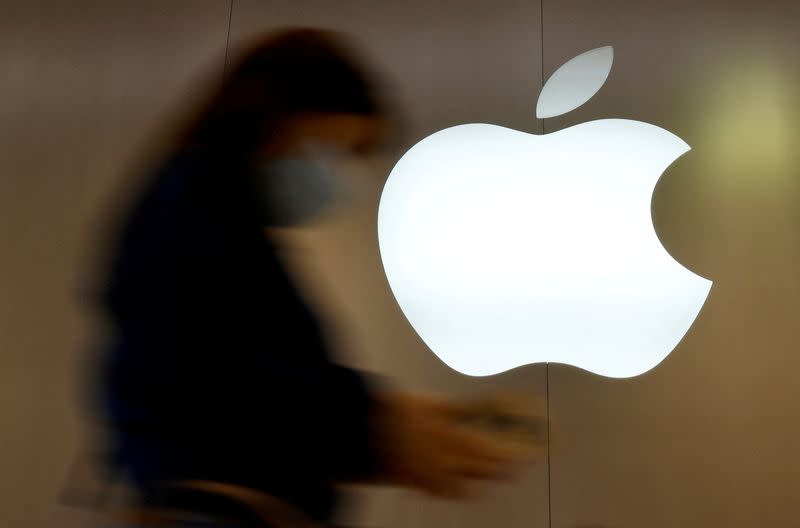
[157,27,389,227]
[176,27,384,169]
[89,28,387,301]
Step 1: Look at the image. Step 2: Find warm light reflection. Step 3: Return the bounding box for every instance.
[692,51,797,193]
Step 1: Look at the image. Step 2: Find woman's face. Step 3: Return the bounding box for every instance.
[256,113,387,230]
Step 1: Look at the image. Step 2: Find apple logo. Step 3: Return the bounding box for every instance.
[377,46,712,378]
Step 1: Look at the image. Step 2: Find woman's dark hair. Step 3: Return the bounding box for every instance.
[88,28,387,313]
[95,28,387,266]
[177,27,385,166]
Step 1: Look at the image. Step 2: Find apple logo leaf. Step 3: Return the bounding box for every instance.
[536,46,614,119]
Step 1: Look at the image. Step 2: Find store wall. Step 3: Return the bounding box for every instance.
[542,2,800,526]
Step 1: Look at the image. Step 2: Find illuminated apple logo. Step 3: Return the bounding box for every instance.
[378,46,712,378]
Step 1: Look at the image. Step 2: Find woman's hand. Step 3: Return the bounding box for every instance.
[372,392,518,499]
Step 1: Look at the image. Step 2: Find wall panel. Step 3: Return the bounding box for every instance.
[543,1,800,526]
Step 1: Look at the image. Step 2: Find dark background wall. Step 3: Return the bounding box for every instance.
[0,1,797,527]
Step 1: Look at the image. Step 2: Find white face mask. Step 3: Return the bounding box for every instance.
[254,143,354,227]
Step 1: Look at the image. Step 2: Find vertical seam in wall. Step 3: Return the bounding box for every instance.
[540,0,545,136]
[546,363,552,528]
[222,0,235,78]
[541,3,553,526]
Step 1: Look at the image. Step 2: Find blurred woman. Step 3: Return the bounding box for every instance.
[96,28,513,527]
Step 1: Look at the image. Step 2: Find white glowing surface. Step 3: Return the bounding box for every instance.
[378,120,712,378]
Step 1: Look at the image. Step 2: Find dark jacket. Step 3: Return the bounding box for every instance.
[99,151,379,521]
